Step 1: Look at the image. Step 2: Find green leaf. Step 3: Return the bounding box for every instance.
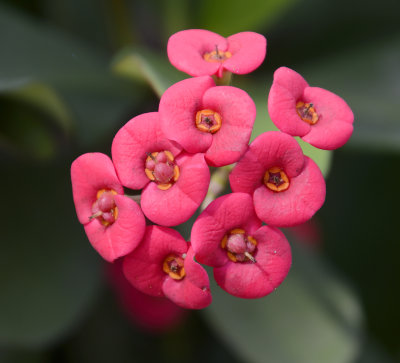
[0,4,141,146]
[112,47,185,98]
[0,161,101,348]
[302,34,400,152]
[196,0,298,35]
[203,243,362,363]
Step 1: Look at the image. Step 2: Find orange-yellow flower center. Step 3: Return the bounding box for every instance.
[195,109,222,134]
[203,46,232,63]
[220,228,257,263]
[90,189,119,226]
[264,166,290,192]
[144,150,180,190]
[163,254,186,280]
[296,101,319,125]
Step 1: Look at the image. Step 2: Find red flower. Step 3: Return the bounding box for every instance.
[112,112,210,226]
[229,131,326,227]
[123,226,212,310]
[159,76,256,166]
[71,153,145,262]
[191,193,292,299]
[268,67,354,150]
[167,29,266,78]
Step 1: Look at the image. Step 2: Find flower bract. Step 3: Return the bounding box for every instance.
[159,76,256,167]
[191,193,292,298]
[268,67,354,150]
[229,131,326,227]
[123,226,212,309]
[167,30,266,78]
[71,153,145,262]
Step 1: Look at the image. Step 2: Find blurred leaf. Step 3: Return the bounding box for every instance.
[203,242,362,363]
[0,98,56,160]
[0,161,101,348]
[0,4,141,146]
[112,47,185,97]
[196,0,298,35]
[0,348,49,363]
[161,0,190,38]
[245,80,332,176]
[302,34,400,152]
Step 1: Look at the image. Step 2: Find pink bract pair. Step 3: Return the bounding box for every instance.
[268,67,354,150]
[230,131,326,227]
[168,29,266,78]
[112,112,210,227]
[123,226,212,309]
[159,76,256,167]
[71,153,145,262]
[191,193,292,299]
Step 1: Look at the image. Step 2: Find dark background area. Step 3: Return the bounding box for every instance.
[0,0,399,362]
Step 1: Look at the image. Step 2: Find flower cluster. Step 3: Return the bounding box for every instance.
[71,29,353,310]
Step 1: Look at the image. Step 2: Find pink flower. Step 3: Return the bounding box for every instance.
[123,226,212,310]
[229,131,326,227]
[159,76,256,167]
[268,67,354,150]
[191,193,292,299]
[107,260,187,333]
[71,153,145,262]
[112,112,210,226]
[167,30,266,78]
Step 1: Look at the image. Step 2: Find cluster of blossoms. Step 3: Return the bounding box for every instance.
[71,29,353,310]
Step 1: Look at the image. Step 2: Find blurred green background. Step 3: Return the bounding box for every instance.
[0,0,399,362]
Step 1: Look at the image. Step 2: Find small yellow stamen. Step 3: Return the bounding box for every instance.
[157,183,172,190]
[296,101,319,125]
[195,109,222,134]
[203,49,232,63]
[264,166,290,192]
[163,255,185,280]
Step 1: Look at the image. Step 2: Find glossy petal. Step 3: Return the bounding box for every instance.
[223,32,267,75]
[141,153,210,226]
[123,226,188,297]
[230,131,305,194]
[253,157,326,227]
[167,29,226,77]
[268,67,354,149]
[268,67,311,136]
[159,76,215,153]
[214,226,292,298]
[162,247,212,310]
[301,87,354,149]
[191,193,262,267]
[71,153,123,225]
[112,112,182,189]
[84,195,145,262]
[202,86,256,166]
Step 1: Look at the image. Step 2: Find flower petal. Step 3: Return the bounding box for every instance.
[112,112,181,189]
[162,247,212,309]
[123,226,188,297]
[301,87,354,149]
[268,67,311,136]
[159,76,215,153]
[71,153,123,225]
[214,225,291,298]
[202,86,256,166]
[191,193,262,267]
[141,153,210,226]
[253,156,326,227]
[223,32,267,75]
[84,195,145,262]
[167,29,227,77]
